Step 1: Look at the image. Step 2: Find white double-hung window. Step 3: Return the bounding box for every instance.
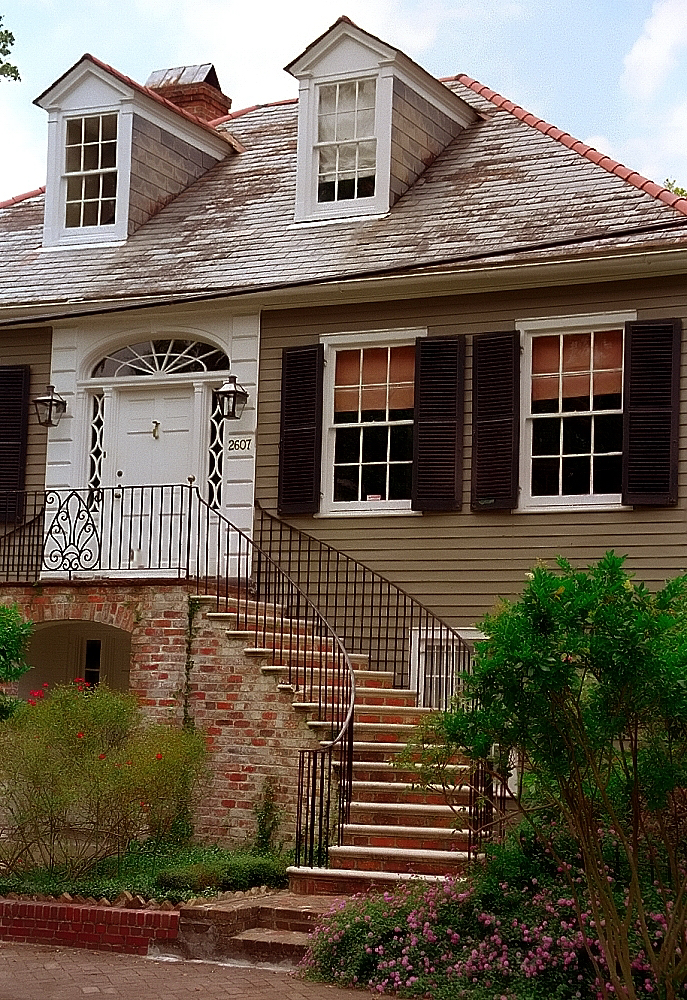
[320,330,424,515]
[518,312,635,510]
[316,79,376,204]
[64,113,118,228]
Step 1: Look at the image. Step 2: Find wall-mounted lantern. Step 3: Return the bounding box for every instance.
[216,375,249,420]
[33,385,67,427]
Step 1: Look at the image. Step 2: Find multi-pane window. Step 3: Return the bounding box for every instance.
[529,329,623,498]
[317,79,376,203]
[64,113,118,228]
[332,345,414,502]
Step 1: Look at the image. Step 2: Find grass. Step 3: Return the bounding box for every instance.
[0,840,289,902]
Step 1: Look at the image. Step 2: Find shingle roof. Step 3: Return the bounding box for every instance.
[2,79,687,315]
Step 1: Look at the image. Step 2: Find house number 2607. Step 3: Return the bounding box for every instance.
[227,438,252,451]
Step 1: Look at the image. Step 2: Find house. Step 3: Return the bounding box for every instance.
[1,16,687,893]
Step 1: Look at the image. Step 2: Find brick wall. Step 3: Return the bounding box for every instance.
[189,609,322,845]
[128,115,220,234]
[0,900,178,954]
[0,583,321,848]
[390,78,462,204]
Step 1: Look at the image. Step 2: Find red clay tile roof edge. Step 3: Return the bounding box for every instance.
[447,73,687,218]
[0,185,46,210]
[209,97,298,126]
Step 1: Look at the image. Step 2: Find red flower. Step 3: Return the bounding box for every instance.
[27,699,36,707]
[125,760,132,766]
[76,732,84,739]
[42,682,49,688]
[98,753,106,760]
[73,678,84,683]
[155,753,162,760]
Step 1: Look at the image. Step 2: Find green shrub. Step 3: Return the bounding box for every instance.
[155,852,288,893]
[0,604,32,683]
[0,682,206,876]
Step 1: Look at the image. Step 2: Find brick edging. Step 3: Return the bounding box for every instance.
[0,900,179,954]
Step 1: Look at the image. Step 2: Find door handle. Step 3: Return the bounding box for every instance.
[152,420,160,439]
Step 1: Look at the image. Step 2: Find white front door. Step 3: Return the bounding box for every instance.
[113,385,196,486]
[104,384,198,572]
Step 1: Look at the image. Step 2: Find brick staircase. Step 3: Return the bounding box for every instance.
[205,598,473,897]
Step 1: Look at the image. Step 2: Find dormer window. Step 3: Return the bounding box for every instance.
[317,79,376,203]
[287,17,477,225]
[64,113,118,228]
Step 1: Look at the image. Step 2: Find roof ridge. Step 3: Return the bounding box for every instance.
[446,73,687,219]
[0,185,45,210]
[209,97,298,127]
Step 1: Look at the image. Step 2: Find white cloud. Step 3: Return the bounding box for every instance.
[621,0,687,100]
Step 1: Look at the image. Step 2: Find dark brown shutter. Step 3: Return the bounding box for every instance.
[412,335,465,511]
[622,319,681,506]
[278,345,324,516]
[0,366,30,522]
[471,331,520,511]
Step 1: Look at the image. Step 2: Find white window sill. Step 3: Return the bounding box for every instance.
[514,502,632,514]
[315,507,422,518]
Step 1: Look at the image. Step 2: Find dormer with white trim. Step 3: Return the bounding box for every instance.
[286,17,478,223]
[35,55,241,248]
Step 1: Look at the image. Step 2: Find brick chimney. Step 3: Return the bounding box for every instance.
[145,64,231,122]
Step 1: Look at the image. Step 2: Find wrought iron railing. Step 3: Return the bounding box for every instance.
[254,501,508,854]
[0,486,507,859]
[0,485,354,867]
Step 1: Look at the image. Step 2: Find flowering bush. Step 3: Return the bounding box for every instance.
[0,681,206,875]
[302,841,687,999]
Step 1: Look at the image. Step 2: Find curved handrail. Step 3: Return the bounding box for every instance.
[191,489,356,866]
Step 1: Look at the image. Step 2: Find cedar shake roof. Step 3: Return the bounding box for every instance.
[2,78,687,314]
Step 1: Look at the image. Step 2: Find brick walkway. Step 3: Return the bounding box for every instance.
[0,941,361,1000]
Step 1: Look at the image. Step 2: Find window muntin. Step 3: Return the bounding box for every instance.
[317,79,376,203]
[64,113,118,228]
[332,345,414,503]
[91,339,230,378]
[528,329,623,499]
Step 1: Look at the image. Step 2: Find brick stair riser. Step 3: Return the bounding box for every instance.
[355,690,418,708]
[342,831,470,851]
[218,934,309,965]
[330,853,468,876]
[347,765,468,785]
[350,804,466,829]
[351,783,468,807]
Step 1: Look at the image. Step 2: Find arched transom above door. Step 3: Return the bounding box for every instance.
[91,339,230,378]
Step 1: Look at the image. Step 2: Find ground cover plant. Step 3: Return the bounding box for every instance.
[0,840,288,901]
[0,680,206,876]
[398,553,687,1000]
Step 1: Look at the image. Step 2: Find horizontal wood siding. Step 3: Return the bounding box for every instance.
[0,327,51,493]
[256,276,687,627]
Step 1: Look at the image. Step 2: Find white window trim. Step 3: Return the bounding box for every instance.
[43,105,133,247]
[318,327,426,517]
[294,66,393,223]
[516,310,636,513]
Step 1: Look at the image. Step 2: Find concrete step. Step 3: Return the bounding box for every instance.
[342,823,469,851]
[339,759,469,785]
[328,844,470,876]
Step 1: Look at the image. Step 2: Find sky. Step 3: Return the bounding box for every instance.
[1,0,687,204]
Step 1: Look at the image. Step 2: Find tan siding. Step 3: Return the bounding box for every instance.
[0,327,51,492]
[256,276,687,628]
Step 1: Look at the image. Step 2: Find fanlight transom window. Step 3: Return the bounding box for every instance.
[92,339,230,378]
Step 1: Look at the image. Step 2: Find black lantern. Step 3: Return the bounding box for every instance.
[33,385,67,427]
[216,375,249,420]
